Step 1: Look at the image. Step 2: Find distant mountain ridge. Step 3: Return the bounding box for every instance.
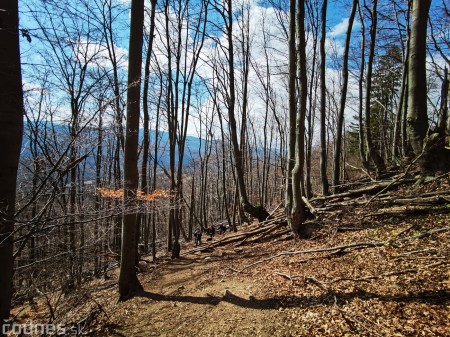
[20,122,205,177]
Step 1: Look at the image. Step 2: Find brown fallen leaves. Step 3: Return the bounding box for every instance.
[11,173,450,336]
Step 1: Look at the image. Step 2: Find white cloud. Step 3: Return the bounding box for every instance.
[74,38,128,69]
[329,16,361,39]
[329,18,350,37]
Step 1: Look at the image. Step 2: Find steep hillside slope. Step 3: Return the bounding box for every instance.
[11,173,450,336]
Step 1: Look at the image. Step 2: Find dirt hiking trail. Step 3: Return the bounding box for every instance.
[113,251,290,337]
[12,176,450,336]
[107,215,450,337]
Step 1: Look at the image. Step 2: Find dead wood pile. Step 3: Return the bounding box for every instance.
[184,172,450,256]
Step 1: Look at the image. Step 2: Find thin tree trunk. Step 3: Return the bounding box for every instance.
[365,0,385,174]
[95,97,104,274]
[332,0,357,193]
[67,96,79,290]
[357,2,369,169]
[286,0,297,230]
[141,0,157,195]
[319,0,330,195]
[402,10,411,157]
[139,0,157,262]
[305,9,318,199]
[438,68,449,133]
[218,105,233,233]
[393,55,408,160]
[392,2,410,161]
[224,0,269,222]
[151,70,162,262]
[164,0,174,252]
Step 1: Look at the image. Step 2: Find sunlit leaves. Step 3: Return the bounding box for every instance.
[97,187,172,201]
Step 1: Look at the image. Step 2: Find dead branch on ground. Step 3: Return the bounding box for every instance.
[311,180,413,203]
[233,226,450,273]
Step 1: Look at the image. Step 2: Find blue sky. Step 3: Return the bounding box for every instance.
[16,0,449,140]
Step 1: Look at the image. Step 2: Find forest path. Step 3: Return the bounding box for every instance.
[111,237,290,337]
[12,176,450,336]
[105,206,450,337]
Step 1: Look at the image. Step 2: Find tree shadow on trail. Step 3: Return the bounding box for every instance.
[139,291,222,306]
[138,289,450,310]
[139,290,280,309]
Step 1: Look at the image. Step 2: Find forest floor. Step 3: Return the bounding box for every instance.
[11,171,450,336]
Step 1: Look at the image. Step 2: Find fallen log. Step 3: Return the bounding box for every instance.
[381,195,450,206]
[237,222,287,246]
[183,217,287,255]
[302,197,318,216]
[264,203,283,222]
[255,228,291,243]
[311,180,413,203]
[329,191,450,208]
[363,206,450,217]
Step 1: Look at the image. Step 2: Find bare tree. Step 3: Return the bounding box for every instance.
[357,1,369,169]
[319,0,330,195]
[286,0,297,234]
[212,0,269,222]
[406,0,431,157]
[364,0,385,175]
[0,0,23,328]
[391,0,410,161]
[305,0,319,198]
[118,0,145,300]
[288,0,308,238]
[332,0,358,193]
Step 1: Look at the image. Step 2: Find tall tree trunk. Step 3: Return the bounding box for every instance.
[173,0,208,257]
[332,0,357,193]
[392,2,410,161]
[217,105,233,233]
[118,0,145,300]
[365,0,385,175]
[289,0,308,238]
[151,71,162,262]
[393,52,409,161]
[407,0,431,157]
[141,0,157,195]
[0,0,23,328]
[286,0,297,232]
[402,15,411,158]
[95,98,104,274]
[357,2,369,169]
[169,0,182,259]
[164,0,174,252]
[305,2,318,199]
[224,0,269,222]
[319,0,330,195]
[139,0,157,262]
[67,97,79,290]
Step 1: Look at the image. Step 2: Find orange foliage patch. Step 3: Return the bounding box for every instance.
[97,187,172,201]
